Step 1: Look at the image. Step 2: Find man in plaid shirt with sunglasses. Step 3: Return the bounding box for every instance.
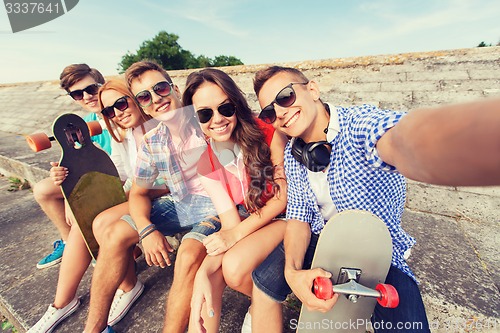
[248,66,500,333]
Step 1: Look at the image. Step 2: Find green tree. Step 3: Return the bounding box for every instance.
[477,41,492,47]
[118,31,243,73]
[210,55,243,67]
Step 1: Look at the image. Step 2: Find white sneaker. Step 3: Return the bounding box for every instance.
[241,307,251,333]
[27,297,80,333]
[108,280,144,326]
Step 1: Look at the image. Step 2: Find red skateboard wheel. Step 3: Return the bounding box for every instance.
[87,121,102,136]
[26,133,52,152]
[313,277,334,300]
[376,283,399,308]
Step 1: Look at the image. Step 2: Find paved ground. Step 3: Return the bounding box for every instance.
[0,175,301,333]
[0,129,498,333]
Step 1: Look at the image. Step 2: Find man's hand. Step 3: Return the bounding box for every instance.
[203,229,238,256]
[49,162,68,186]
[141,231,174,268]
[285,267,338,312]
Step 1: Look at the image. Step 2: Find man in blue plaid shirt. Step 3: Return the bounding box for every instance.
[248,66,500,333]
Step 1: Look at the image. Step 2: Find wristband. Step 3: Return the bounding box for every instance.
[139,223,155,237]
[139,225,157,243]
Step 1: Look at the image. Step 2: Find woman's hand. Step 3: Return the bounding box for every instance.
[203,229,239,256]
[190,271,216,333]
[49,162,68,186]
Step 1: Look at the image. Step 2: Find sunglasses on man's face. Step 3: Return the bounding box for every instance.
[135,81,174,107]
[196,103,236,124]
[68,83,101,101]
[101,96,129,119]
[258,82,308,124]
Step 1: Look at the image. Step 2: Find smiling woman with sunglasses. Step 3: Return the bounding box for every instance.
[98,79,159,189]
[182,68,288,333]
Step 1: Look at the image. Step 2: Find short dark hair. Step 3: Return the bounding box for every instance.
[124,60,173,89]
[253,66,309,97]
[59,64,104,92]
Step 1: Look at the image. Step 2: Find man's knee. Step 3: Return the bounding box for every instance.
[174,240,206,276]
[97,220,137,250]
[93,210,116,240]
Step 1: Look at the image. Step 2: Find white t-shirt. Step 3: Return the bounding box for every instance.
[306,105,341,221]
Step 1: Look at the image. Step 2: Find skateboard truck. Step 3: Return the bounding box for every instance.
[313,267,400,308]
[64,123,86,149]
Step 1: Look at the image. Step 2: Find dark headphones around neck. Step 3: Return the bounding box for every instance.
[291,137,331,172]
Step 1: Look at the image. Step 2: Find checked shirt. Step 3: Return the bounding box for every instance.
[285,104,417,281]
[134,122,206,202]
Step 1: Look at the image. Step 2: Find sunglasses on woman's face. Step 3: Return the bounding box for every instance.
[196,103,236,124]
[134,81,174,107]
[258,82,308,124]
[68,83,101,101]
[101,96,129,119]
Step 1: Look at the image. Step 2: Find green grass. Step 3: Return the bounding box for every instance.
[7,177,30,192]
[0,314,18,333]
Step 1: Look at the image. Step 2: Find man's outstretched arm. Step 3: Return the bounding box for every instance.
[378,98,500,186]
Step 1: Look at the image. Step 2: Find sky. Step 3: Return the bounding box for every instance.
[0,0,499,84]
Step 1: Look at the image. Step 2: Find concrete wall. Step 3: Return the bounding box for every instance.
[1,46,499,214]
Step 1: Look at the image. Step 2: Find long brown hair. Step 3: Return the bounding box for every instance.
[98,79,152,143]
[183,68,276,213]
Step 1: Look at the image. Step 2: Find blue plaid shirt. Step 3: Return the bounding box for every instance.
[135,122,206,202]
[285,104,416,281]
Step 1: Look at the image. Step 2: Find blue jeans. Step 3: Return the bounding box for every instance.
[371,266,430,332]
[253,234,430,332]
[122,194,220,242]
[252,234,318,302]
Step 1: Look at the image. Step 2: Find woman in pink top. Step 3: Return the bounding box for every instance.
[183,68,288,333]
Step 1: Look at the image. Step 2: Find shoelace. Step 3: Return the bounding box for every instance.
[110,289,125,313]
[33,306,57,332]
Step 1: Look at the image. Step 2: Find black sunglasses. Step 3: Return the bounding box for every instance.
[68,83,101,101]
[135,81,174,107]
[101,96,129,119]
[258,82,308,124]
[196,103,236,124]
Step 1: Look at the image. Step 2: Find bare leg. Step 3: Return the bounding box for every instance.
[33,177,70,241]
[84,216,138,333]
[93,202,136,292]
[252,286,283,333]
[163,239,207,333]
[53,224,92,308]
[223,220,286,296]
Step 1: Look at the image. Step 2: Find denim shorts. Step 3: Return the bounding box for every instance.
[121,194,220,243]
[252,233,318,302]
